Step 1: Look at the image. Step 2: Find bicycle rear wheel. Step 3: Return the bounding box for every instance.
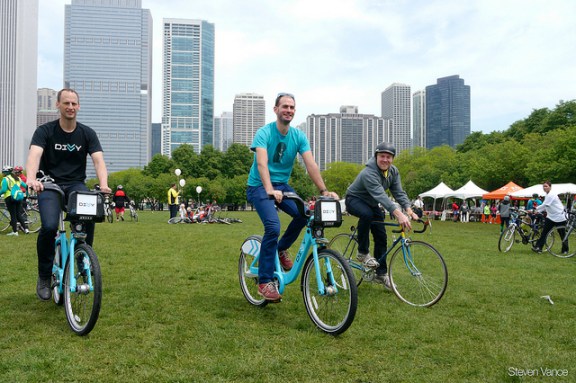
[389,240,447,307]
[328,233,364,286]
[132,211,138,222]
[63,243,102,335]
[546,226,576,258]
[498,225,517,252]
[238,235,268,307]
[0,208,10,231]
[167,217,182,224]
[25,208,42,233]
[106,208,113,223]
[301,249,357,335]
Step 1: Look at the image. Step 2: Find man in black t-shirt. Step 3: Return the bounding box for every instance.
[26,89,111,301]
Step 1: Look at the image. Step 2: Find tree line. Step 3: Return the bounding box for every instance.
[92,100,576,206]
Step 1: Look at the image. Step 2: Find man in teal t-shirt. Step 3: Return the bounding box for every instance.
[246,93,338,301]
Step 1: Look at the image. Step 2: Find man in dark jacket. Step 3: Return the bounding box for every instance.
[345,142,419,289]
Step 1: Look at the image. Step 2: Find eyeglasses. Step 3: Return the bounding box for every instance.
[276,92,295,99]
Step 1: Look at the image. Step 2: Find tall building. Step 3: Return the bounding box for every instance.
[232,93,265,147]
[425,75,470,149]
[412,90,426,148]
[0,0,38,167]
[307,108,391,170]
[381,83,411,154]
[162,18,214,156]
[65,0,152,175]
[37,88,59,127]
[213,111,233,152]
[151,122,161,156]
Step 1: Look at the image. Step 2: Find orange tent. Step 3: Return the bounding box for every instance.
[482,181,524,200]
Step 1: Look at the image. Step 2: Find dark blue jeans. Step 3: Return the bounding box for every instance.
[37,183,93,279]
[246,184,307,284]
[345,195,388,275]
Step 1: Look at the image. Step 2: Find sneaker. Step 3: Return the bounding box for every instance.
[7,232,18,236]
[258,282,282,301]
[531,246,542,254]
[374,273,396,291]
[36,277,51,301]
[278,250,293,270]
[357,252,379,268]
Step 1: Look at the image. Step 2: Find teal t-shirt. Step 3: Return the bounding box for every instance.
[247,122,311,187]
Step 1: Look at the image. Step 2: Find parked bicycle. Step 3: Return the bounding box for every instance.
[38,173,104,336]
[545,209,576,258]
[498,209,545,253]
[1,196,41,233]
[329,217,447,307]
[0,203,11,231]
[103,195,113,223]
[239,192,357,335]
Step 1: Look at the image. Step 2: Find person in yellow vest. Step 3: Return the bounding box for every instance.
[167,183,180,219]
[0,166,29,235]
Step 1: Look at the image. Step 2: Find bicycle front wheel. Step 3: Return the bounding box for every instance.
[328,233,363,286]
[238,235,268,307]
[26,208,42,233]
[301,249,357,335]
[63,243,102,336]
[0,209,10,231]
[546,226,576,258]
[132,211,138,222]
[167,217,181,224]
[389,240,447,307]
[106,208,113,223]
[498,225,517,252]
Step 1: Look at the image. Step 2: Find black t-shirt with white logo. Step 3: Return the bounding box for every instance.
[30,119,103,185]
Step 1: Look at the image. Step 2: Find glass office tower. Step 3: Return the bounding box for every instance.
[64,0,152,175]
[162,19,214,156]
[425,75,470,149]
[381,83,411,154]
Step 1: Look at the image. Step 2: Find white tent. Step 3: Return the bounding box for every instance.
[444,180,488,200]
[510,183,576,198]
[419,182,454,199]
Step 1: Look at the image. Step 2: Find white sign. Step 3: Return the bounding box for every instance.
[320,201,338,222]
[76,194,98,216]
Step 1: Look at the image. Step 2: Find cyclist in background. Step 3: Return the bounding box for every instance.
[532,181,567,253]
[1,166,29,236]
[113,185,129,221]
[26,88,111,301]
[345,142,419,290]
[246,92,338,301]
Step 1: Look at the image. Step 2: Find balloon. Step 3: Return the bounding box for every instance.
[196,186,203,194]
[175,169,181,176]
[179,179,186,187]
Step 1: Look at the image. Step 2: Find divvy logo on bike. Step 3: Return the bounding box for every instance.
[54,143,82,152]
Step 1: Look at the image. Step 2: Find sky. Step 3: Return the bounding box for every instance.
[37,0,576,134]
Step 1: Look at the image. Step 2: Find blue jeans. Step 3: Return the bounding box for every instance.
[246,184,307,284]
[37,183,93,279]
[345,195,388,275]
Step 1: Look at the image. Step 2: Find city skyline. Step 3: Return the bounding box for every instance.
[37,0,575,134]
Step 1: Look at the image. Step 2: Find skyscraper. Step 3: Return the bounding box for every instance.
[0,0,38,167]
[64,0,152,175]
[412,90,426,148]
[162,18,214,156]
[425,75,470,149]
[213,111,233,152]
[381,83,411,154]
[232,93,265,147]
[307,108,391,170]
[37,88,60,127]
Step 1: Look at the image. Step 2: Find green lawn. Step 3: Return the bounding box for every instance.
[1,211,574,382]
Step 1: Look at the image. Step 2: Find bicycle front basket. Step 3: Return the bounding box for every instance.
[66,191,105,222]
[313,198,343,228]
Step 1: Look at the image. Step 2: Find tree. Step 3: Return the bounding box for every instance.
[143,154,174,178]
[221,143,253,178]
[171,144,199,176]
[321,162,362,198]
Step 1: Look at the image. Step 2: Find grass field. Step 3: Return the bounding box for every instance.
[0,210,574,382]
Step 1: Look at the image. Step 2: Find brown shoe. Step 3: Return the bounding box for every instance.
[278,250,293,270]
[258,282,282,301]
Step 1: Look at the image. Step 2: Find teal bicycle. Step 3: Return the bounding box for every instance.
[38,174,104,335]
[239,192,358,335]
[329,218,447,307]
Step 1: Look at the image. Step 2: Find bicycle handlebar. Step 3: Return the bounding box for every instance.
[391,219,429,234]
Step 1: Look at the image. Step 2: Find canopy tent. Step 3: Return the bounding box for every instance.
[419,182,454,214]
[510,183,576,198]
[482,181,524,200]
[444,180,489,200]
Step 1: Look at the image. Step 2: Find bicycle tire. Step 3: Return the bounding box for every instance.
[546,226,576,258]
[167,217,182,224]
[389,240,447,307]
[498,225,516,252]
[63,243,102,335]
[328,233,364,286]
[132,212,138,222]
[25,208,42,233]
[52,243,64,306]
[301,249,358,335]
[106,208,113,223]
[0,208,10,231]
[238,235,268,307]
